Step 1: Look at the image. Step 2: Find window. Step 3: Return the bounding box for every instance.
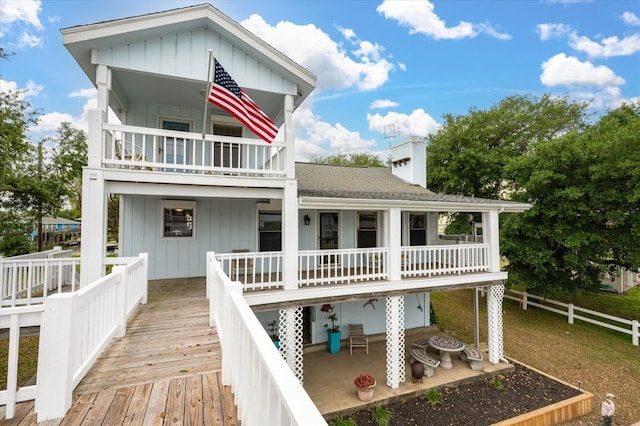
[409,213,426,246]
[213,123,241,168]
[259,212,281,251]
[161,119,190,165]
[357,212,377,248]
[161,200,196,238]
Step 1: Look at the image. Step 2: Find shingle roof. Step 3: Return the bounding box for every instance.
[295,162,526,208]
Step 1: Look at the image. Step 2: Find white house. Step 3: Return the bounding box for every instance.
[63,3,530,394]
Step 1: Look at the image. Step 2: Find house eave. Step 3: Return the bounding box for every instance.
[298,196,532,212]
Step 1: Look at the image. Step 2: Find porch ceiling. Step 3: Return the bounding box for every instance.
[248,279,505,312]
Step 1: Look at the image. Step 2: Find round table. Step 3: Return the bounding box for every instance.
[428,335,465,369]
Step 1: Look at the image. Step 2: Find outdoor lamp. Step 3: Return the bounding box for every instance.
[304,214,311,226]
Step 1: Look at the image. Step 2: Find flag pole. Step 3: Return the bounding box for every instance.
[201,49,214,139]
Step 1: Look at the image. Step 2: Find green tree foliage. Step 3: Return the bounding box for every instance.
[502,103,640,293]
[427,94,589,199]
[309,152,386,167]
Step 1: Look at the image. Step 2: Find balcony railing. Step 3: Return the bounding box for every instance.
[215,244,489,291]
[102,123,287,177]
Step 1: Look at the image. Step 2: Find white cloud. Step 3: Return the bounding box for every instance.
[370,99,399,109]
[376,0,510,40]
[241,15,394,91]
[0,0,43,38]
[622,11,640,26]
[0,78,43,99]
[292,102,377,161]
[536,23,573,41]
[69,88,98,98]
[569,32,640,57]
[17,31,42,47]
[367,108,439,139]
[540,53,625,88]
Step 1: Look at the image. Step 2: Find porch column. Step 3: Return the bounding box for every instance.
[282,179,298,291]
[481,210,500,272]
[385,208,402,281]
[79,167,107,286]
[279,306,304,384]
[486,284,505,364]
[385,295,405,389]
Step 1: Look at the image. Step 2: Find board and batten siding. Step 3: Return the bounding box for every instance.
[95,26,297,96]
[121,195,258,279]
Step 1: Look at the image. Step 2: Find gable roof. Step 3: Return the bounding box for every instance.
[61,4,316,123]
[295,163,531,212]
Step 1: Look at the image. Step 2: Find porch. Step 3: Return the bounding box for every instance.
[1,278,511,424]
[214,243,491,291]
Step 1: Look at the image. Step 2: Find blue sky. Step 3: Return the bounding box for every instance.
[1,0,639,160]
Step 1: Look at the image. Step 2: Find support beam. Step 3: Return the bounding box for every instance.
[385,295,405,389]
[487,284,505,364]
[79,167,107,286]
[279,307,304,384]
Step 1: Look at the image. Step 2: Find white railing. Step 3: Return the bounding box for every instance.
[207,252,326,426]
[1,252,80,307]
[18,253,148,422]
[504,290,639,346]
[103,123,287,177]
[298,247,388,286]
[0,305,44,419]
[215,251,284,291]
[401,243,489,277]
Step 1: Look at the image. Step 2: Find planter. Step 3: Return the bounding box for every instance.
[273,340,280,350]
[327,330,341,354]
[356,383,376,402]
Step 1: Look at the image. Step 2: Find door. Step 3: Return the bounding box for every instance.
[161,120,190,166]
[319,212,339,265]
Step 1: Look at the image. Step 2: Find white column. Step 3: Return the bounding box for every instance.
[284,93,295,179]
[282,179,298,291]
[386,208,402,281]
[279,307,304,384]
[481,210,501,272]
[385,295,405,389]
[487,284,505,364]
[79,168,107,286]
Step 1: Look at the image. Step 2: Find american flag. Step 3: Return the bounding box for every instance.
[208,59,279,143]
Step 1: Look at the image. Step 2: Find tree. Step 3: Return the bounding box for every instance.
[309,153,387,167]
[501,103,640,294]
[427,94,589,200]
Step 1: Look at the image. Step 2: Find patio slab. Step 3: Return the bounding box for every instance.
[303,327,513,417]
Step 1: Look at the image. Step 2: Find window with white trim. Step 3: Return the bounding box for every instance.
[409,213,426,246]
[357,212,377,248]
[161,200,196,239]
[258,211,281,251]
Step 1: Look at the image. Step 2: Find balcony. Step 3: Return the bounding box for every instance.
[101,123,287,178]
[214,243,491,292]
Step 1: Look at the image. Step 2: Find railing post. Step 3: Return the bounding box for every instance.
[568,304,574,324]
[36,294,76,422]
[521,292,528,310]
[633,320,638,346]
[140,253,148,304]
[114,265,127,337]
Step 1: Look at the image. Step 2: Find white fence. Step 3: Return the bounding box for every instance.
[401,243,489,277]
[298,247,389,286]
[207,252,326,426]
[103,123,287,177]
[504,290,639,346]
[215,251,284,290]
[0,247,80,307]
[0,254,148,421]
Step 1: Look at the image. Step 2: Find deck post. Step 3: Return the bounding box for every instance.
[385,295,405,389]
[36,294,76,421]
[487,284,505,364]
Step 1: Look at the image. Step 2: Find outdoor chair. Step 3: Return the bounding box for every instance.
[348,324,369,354]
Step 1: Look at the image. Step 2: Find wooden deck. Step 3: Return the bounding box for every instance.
[1,278,239,425]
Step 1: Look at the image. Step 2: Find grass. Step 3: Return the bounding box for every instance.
[423,388,443,406]
[0,335,40,390]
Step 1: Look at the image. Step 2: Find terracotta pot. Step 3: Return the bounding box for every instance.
[356,383,375,402]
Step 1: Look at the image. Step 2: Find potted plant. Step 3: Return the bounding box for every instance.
[268,320,280,349]
[354,373,376,401]
[321,304,341,354]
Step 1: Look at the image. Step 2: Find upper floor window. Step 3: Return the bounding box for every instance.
[409,213,426,246]
[161,200,196,239]
[357,212,377,248]
[259,212,281,251]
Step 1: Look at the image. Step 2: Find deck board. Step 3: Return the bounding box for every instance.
[2,278,239,425]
